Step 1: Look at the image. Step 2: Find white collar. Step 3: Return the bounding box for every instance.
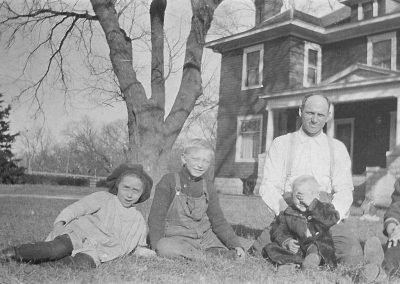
[297,127,326,145]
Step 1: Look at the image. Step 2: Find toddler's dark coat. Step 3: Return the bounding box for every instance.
[263,198,340,267]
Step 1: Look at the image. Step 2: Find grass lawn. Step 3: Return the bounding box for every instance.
[0,185,398,283]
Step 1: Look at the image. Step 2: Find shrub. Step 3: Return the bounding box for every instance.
[96,178,108,188]
[22,174,89,187]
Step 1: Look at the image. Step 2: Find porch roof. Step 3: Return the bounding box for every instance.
[259,63,400,108]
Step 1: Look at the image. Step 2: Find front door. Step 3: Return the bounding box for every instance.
[334,118,355,166]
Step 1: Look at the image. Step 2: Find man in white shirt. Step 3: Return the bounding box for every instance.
[249,94,364,266]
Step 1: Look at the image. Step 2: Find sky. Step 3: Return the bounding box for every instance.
[0,0,342,152]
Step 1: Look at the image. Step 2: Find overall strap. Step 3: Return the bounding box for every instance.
[327,136,335,188]
[202,179,209,201]
[174,173,182,194]
[285,132,297,189]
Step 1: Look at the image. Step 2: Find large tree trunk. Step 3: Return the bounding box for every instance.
[91,0,223,181]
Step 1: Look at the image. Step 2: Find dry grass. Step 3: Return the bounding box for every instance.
[0,185,398,283]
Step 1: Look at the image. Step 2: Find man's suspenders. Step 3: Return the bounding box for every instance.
[284,132,335,189]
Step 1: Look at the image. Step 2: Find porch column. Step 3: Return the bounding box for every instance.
[266,106,274,150]
[397,96,400,146]
[326,103,335,138]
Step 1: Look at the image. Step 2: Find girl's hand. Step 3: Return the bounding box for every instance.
[134,246,156,257]
[52,221,65,236]
[53,221,65,234]
[235,247,246,260]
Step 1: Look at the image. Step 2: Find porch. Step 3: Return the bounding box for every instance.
[256,64,400,206]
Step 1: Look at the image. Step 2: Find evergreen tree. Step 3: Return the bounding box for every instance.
[0,94,24,183]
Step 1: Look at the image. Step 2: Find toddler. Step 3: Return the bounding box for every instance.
[264,175,339,270]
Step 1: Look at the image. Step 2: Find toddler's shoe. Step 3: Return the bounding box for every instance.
[0,247,16,263]
[302,253,321,271]
[276,263,298,276]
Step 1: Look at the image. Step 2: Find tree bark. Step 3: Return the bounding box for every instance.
[163,0,223,151]
[90,0,223,180]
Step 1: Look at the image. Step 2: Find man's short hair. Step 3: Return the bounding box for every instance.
[183,138,214,156]
[300,93,331,110]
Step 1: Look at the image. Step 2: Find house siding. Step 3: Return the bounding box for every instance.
[214,14,400,181]
[215,37,316,179]
[215,49,266,179]
[215,38,295,179]
[322,37,367,79]
[264,37,292,93]
[288,37,306,90]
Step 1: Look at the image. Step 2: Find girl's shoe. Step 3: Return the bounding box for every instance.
[361,263,388,283]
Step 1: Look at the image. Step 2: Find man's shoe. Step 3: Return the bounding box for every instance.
[302,253,321,271]
[364,236,384,266]
[361,263,388,283]
[0,247,16,263]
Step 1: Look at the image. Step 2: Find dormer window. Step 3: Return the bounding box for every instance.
[355,0,381,21]
[303,42,322,87]
[367,32,397,70]
[242,44,264,90]
[362,2,373,19]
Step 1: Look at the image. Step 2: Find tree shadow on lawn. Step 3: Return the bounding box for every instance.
[231,224,263,239]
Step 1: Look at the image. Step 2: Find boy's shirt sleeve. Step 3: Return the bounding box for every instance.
[384,201,400,236]
[307,199,340,229]
[206,181,242,249]
[53,191,108,225]
[148,174,175,249]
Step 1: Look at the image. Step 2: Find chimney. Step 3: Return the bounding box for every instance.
[255,0,283,25]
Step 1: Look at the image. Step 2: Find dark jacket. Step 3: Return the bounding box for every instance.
[264,198,340,267]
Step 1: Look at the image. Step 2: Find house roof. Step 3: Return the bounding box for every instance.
[340,0,376,6]
[322,63,400,84]
[341,0,400,5]
[206,9,400,53]
[259,63,400,100]
[256,9,322,28]
[320,6,351,27]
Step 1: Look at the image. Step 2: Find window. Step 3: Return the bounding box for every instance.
[363,2,373,19]
[255,5,263,24]
[303,42,322,87]
[357,0,380,20]
[242,45,264,90]
[236,115,263,162]
[367,32,397,70]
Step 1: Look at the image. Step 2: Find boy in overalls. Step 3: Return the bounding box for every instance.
[148,139,245,260]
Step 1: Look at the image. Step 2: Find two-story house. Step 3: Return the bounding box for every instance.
[206,0,400,199]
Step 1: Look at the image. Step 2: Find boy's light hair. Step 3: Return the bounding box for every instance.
[183,138,214,156]
[292,175,319,195]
